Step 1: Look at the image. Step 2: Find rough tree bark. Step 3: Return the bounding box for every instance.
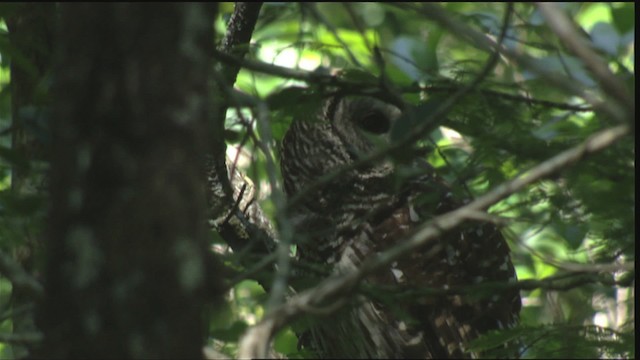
[5,4,55,357]
[36,4,220,358]
[6,3,54,188]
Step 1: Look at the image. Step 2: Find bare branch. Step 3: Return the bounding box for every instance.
[415,84,593,112]
[394,3,632,124]
[521,241,635,274]
[209,2,279,271]
[305,3,362,67]
[536,2,634,116]
[213,48,359,86]
[214,41,593,114]
[252,102,295,312]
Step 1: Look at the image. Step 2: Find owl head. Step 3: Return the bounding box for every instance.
[325,95,402,159]
[280,95,402,199]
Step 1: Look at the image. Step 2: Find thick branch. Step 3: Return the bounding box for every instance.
[210,3,264,205]
[208,3,279,266]
[218,2,263,86]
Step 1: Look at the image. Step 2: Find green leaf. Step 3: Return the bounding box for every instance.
[610,3,635,34]
[590,22,621,56]
[0,145,29,170]
[209,321,248,342]
[390,99,446,143]
[552,221,587,250]
[266,87,318,111]
[338,68,378,85]
[273,327,299,355]
[0,190,45,216]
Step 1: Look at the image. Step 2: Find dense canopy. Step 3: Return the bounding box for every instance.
[0,3,634,359]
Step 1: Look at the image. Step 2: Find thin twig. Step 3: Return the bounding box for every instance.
[213,48,348,84]
[214,47,595,113]
[535,3,634,117]
[425,3,514,200]
[416,84,593,112]
[520,240,634,274]
[252,102,295,313]
[305,3,362,67]
[393,3,631,124]
[368,270,632,300]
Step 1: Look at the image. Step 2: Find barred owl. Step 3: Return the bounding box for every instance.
[280,95,521,358]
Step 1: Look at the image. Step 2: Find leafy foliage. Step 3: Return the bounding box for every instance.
[215,3,634,358]
[0,2,634,358]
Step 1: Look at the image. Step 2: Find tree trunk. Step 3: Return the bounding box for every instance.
[5,4,54,357]
[36,4,218,358]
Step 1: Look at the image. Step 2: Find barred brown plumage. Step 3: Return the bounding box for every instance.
[280,95,521,358]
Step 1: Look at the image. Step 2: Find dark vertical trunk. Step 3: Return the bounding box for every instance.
[6,3,54,187]
[36,4,217,358]
[5,4,55,357]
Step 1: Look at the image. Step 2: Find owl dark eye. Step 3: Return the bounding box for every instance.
[356,111,390,134]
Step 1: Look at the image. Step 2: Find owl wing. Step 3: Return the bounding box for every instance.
[362,166,521,358]
[296,165,520,358]
[297,217,437,358]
